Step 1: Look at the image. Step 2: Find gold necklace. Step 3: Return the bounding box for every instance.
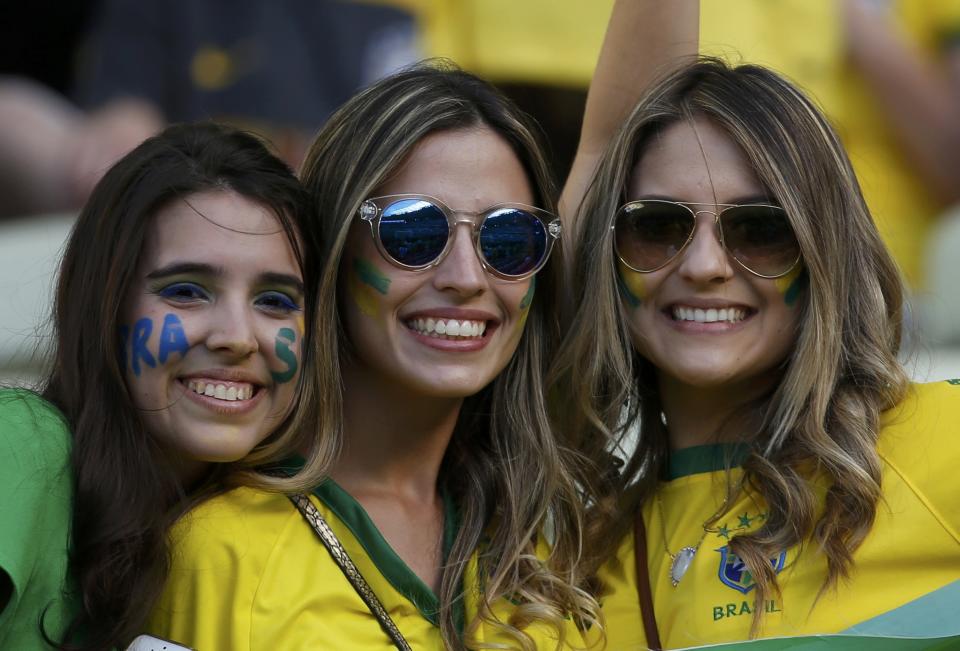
[655,492,710,587]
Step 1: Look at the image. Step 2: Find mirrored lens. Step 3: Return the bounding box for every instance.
[614,201,695,271]
[378,199,449,267]
[720,205,799,276]
[478,208,547,276]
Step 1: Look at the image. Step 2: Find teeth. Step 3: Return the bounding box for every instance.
[186,380,256,401]
[672,306,746,324]
[407,317,488,339]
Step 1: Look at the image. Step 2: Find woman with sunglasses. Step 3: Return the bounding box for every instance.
[0,122,325,651]
[556,58,960,649]
[145,63,598,651]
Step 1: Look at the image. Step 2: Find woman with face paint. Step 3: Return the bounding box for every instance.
[145,63,597,651]
[0,122,326,651]
[555,58,960,649]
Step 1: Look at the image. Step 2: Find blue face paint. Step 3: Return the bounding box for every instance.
[157,314,190,364]
[270,327,298,384]
[129,317,156,376]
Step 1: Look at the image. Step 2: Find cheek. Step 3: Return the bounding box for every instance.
[347,256,392,318]
[268,327,300,384]
[119,313,191,379]
[616,259,647,307]
[516,276,536,328]
[774,265,806,308]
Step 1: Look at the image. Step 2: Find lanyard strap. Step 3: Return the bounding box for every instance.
[634,506,663,650]
[290,494,413,651]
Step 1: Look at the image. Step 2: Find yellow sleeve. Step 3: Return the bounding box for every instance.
[879,380,960,542]
[146,487,299,651]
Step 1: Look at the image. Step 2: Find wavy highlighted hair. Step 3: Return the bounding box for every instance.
[294,61,598,650]
[553,57,909,633]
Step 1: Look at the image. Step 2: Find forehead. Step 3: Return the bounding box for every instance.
[377,126,535,211]
[141,189,298,271]
[628,116,765,204]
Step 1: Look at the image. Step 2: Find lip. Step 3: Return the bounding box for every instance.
[401,307,500,324]
[665,298,753,310]
[401,308,500,353]
[180,368,266,385]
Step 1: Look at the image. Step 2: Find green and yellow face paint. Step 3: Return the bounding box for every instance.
[517,276,536,328]
[774,264,805,308]
[616,258,647,308]
[348,256,391,317]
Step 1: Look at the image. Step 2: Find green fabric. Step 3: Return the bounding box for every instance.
[0,390,75,650]
[312,479,465,634]
[672,633,960,650]
[665,443,750,480]
[844,580,960,637]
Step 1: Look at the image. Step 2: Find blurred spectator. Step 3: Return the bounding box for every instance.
[76,0,417,166]
[0,0,417,219]
[700,0,960,290]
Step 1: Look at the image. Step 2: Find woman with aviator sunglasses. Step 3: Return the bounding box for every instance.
[555,58,960,649]
[146,63,597,651]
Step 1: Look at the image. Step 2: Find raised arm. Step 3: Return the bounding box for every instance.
[843,0,960,204]
[560,0,698,230]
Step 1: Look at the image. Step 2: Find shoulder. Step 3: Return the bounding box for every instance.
[149,487,304,649]
[879,380,960,452]
[0,389,69,448]
[167,486,301,571]
[0,389,70,485]
[878,380,960,536]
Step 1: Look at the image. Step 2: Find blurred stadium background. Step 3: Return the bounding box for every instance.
[2,0,958,386]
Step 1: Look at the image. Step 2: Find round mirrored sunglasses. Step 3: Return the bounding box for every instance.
[358,194,561,280]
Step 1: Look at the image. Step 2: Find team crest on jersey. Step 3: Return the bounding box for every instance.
[715,545,786,594]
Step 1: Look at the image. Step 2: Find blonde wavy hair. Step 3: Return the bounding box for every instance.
[553,58,909,633]
[272,61,595,650]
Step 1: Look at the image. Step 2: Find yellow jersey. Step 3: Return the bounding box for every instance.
[147,479,580,649]
[597,380,960,649]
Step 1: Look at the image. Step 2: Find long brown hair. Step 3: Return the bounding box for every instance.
[293,61,598,650]
[43,122,321,650]
[554,58,909,632]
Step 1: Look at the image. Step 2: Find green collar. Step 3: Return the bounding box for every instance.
[311,478,465,634]
[271,456,466,633]
[665,443,750,480]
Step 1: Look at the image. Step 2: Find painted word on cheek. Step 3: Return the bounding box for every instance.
[349,257,391,317]
[158,314,189,363]
[774,265,805,308]
[270,327,298,384]
[616,259,646,308]
[119,314,189,376]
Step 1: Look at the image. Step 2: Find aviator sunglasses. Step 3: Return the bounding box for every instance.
[358,194,561,280]
[613,199,802,278]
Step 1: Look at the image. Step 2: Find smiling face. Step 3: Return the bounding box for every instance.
[620,116,802,393]
[341,126,534,398]
[121,189,304,466]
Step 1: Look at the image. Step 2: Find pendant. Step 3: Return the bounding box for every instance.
[669,546,697,586]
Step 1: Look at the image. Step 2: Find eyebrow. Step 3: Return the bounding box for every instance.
[636,194,778,205]
[146,263,304,293]
[259,272,305,294]
[146,262,221,279]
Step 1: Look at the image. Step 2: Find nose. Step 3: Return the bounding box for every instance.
[205,298,259,357]
[432,223,486,296]
[675,212,734,284]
